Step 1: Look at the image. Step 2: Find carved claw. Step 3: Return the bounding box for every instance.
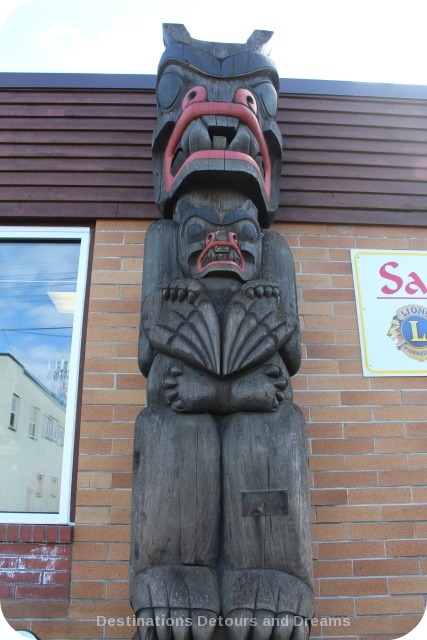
[245,284,280,300]
[135,609,154,640]
[165,389,179,403]
[172,399,185,411]
[163,367,184,405]
[263,364,288,407]
[162,280,203,304]
[273,614,294,640]
[290,621,310,640]
[265,364,282,378]
[187,289,198,303]
[252,610,274,640]
[192,610,217,640]
[275,380,288,390]
[226,609,253,640]
[156,608,171,640]
[170,608,191,640]
[264,285,273,298]
[255,285,264,298]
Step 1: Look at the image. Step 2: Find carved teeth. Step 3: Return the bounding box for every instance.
[212,135,227,150]
[255,155,264,175]
[202,244,244,267]
[214,245,230,255]
[202,248,216,266]
[228,123,251,155]
[228,249,241,265]
[201,246,242,267]
[249,132,260,158]
[181,118,212,156]
[179,118,262,161]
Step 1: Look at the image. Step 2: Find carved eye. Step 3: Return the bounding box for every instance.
[234,88,258,115]
[157,73,184,110]
[187,222,203,238]
[254,82,277,118]
[242,223,257,240]
[182,86,207,111]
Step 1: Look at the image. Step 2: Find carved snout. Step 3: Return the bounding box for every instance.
[182,85,257,114]
[197,231,245,273]
[205,231,238,246]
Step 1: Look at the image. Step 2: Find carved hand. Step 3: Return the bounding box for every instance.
[163,363,220,413]
[162,279,203,303]
[228,363,288,412]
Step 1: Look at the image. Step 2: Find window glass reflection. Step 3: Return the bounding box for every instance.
[0,241,80,514]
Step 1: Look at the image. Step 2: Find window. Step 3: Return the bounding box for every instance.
[0,227,90,524]
[57,425,65,447]
[28,406,40,439]
[36,474,44,497]
[50,477,59,498]
[9,394,20,430]
[42,415,59,441]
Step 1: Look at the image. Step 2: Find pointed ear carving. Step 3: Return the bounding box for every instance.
[162,23,274,56]
[246,30,274,54]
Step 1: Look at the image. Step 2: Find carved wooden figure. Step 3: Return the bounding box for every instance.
[130,25,315,640]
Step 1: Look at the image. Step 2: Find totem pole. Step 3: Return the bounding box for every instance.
[130,24,314,640]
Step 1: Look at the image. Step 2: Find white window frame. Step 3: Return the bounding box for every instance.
[42,414,59,441]
[0,226,90,525]
[28,406,40,439]
[9,393,20,430]
[50,477,59,498]
[35,473,44,497]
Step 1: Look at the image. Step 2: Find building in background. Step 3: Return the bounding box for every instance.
[0,353,65,513]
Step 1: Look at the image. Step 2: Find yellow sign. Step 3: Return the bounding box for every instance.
[351,250,427,376]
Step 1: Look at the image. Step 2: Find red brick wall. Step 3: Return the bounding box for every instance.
[283,222,427,638]
[2,219,426,639]
[0,525,73,632]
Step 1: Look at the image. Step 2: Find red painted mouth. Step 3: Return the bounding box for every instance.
[197,235,245,274]
[164,102,272,201]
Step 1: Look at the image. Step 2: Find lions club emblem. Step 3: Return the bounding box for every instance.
[387,305,427,362]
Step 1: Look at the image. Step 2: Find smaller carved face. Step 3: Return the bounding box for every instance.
[178,210,262,282]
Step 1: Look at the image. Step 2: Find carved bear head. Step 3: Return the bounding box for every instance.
[152,24,283,228]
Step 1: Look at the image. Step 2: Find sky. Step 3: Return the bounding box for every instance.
[0,241,79,401]
[0,0,427,84]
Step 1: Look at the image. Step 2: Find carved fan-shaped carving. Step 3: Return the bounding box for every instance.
[222,281,295,376]
[143,281,221,375]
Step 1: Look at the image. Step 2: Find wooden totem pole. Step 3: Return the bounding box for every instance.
[130,24,314,640]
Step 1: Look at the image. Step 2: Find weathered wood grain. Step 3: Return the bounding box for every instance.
[131,24,315,640]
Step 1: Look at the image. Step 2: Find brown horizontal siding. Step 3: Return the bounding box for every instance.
[0,90,156,104]
[282,93,427,225]
[1,88,427,225]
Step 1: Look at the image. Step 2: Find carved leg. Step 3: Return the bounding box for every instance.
[131,406,221,639]
[221,402,314,640]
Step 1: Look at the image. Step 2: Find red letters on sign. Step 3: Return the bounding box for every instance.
[379,261,427,295]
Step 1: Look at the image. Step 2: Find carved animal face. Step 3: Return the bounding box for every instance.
[152,25,283,228]
[177,204,262,282]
